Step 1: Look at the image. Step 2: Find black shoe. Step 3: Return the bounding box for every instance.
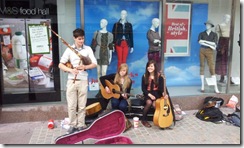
[66,127,77,134]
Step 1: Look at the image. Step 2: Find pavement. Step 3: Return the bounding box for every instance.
[0,107,241,145]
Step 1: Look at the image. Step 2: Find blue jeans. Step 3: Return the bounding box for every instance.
[111,98,128,113]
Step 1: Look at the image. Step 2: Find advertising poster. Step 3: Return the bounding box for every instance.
[0,18,54,93]
[164,3,192,57]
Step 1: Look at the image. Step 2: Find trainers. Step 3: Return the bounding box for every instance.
[66,127,77,134]
[77,126,87,131]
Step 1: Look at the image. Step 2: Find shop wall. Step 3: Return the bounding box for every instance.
[57,0,76,92]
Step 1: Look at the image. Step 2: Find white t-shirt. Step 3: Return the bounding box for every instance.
[60,44,97,80]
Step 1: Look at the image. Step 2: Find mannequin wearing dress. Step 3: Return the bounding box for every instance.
[94,19,113,82]
[215,14,231,83]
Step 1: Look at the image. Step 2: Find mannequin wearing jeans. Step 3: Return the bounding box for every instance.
[198,20,219,93]
[112,10,134,68]
[147,18,161,70]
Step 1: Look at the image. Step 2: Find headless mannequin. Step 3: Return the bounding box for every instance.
[97,19,112,82]
[198,22,219,93]
[215,14,231,83]
[217,14,230,37]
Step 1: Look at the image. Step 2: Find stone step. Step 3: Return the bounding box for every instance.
[0,93,239,123]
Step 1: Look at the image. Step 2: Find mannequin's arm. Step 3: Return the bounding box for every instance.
[109,50,112,64]
[154,39,161,44]
[199,40,216,50]
[130,47,134,53]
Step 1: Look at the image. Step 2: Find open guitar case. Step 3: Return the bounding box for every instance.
[55,110,133,144]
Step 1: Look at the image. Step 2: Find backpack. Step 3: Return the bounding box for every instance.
[196,107,224,123]
[203,96,224,108]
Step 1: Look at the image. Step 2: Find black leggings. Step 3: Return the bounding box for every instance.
[142,98,155,121]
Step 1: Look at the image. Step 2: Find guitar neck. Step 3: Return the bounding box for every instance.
[161,74,167,97]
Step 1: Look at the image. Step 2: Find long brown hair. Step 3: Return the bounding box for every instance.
[144,60,159,86]
[114,63,131,91]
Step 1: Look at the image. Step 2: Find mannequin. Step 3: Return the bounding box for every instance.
[93,19,113,98]
[198,20,219,93]
[112,10,133,68]
[147,18,161,70]
[94,19,113,79]
[215,14,231,83]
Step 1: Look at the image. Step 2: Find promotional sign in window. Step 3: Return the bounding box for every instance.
[164,3,192,57]
[28,24,50,54]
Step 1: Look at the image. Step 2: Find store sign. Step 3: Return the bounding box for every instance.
[0,7,49,15]
[164,3,192,57]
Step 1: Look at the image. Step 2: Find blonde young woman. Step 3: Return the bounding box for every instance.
[99,63,132,113]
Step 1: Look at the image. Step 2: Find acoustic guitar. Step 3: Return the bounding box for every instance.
[85,102,102,116]
[153,74,173,128]
[100,80,143,99]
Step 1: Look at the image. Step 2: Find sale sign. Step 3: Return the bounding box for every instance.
[164,3,192,57]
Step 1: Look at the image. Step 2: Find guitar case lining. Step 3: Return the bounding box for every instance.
[55,110,133,144]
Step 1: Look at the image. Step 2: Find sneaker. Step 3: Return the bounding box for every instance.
[66,127,77,134]
[77,126,87,131]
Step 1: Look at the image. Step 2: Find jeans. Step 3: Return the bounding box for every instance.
[111,98,128,113]
[115,40,129,68]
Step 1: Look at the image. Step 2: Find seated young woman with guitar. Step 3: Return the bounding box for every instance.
[141,60,173,128]
[99,63,132,113]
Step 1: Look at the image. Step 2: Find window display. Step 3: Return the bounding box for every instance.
[0,18,54,93]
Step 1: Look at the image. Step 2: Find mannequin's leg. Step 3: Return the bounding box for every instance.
[200,75,205,92]
[97,65,101,83]
[212,75,220,94]
[96,65,102,98]
[219,75,224,83]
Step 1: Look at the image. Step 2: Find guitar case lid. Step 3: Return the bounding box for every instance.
[55,110,130,144]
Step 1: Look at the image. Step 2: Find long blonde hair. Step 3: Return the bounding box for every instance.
[114,63,131,91]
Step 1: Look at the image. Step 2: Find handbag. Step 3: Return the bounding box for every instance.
[91,31,99,52]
